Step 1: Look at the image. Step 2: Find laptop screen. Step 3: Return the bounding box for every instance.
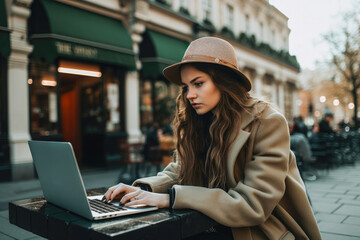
[28,141,92,219]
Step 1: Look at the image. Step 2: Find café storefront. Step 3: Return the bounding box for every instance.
[139,29,189,130]
[0,0,11,180]
[27,0,136,168]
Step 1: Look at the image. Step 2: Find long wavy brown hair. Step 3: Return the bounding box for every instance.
[173,63,254,190]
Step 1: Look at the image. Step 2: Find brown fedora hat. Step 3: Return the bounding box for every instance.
[163,37,252,91]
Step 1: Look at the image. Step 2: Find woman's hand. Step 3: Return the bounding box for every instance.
[102,183,139,203]
[121,189,169,208]
[102,183,170,208]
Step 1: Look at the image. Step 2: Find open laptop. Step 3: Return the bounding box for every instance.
[28,140,158,220]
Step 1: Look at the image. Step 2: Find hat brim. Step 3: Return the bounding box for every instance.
[163,60,252,91]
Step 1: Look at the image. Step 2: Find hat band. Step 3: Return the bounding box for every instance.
[182,55,238,70]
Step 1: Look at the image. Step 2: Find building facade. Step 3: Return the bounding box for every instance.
[0,0,300,181]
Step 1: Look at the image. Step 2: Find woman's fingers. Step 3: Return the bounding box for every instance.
[109,185,129,203]
[102,185,118,202]
[102,183,138,203]
[123,192,169,208]
[125,198,143,207]
[120,189,141,204]
[124,191,148,207]
[103,186,170,208]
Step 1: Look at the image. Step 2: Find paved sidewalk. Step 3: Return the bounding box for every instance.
[306,162,360,240]
[0,163,360,239]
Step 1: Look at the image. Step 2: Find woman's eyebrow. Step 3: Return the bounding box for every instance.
[182,76,202,86]
[189,76,202,84]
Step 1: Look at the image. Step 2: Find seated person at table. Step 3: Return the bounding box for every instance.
[290,121,313,163]
[319,112,334,133]
[103,37,321,240]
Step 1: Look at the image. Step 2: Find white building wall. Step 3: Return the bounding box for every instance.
[84,0,121,10]
[147,8,193,35]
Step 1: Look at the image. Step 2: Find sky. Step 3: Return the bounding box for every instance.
[269,0,356,70]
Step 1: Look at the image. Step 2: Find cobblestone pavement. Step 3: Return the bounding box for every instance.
[1,163,360,239]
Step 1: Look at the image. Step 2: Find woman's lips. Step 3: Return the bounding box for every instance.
[191,103,201,108]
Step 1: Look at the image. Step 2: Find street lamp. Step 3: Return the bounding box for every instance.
[320,96,326,103]
[333,99,340,106]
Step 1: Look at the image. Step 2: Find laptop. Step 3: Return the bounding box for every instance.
[28,140,158,220]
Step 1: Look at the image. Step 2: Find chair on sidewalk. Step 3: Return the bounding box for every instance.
[309,133,332,173]
[117,141,144,183]
[292,151,313,206]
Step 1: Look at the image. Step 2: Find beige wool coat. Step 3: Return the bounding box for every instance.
[134,101,321,240]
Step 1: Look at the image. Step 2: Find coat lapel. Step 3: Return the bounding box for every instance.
[227,129,250,187]
[226,99,266,187]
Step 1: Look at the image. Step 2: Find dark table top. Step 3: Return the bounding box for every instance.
[9,188,218,240]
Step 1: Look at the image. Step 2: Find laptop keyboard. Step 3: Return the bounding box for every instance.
[89,199,126,214]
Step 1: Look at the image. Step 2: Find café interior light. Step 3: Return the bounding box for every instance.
[41,79,57,87]
[348,102,355,109]
[58,67,102,77]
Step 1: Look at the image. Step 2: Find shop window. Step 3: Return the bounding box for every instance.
[104,68,121,132]
[140,80,154,129]
[29,61,59,136]
[154,81,176,128]
[140,80,177,131]
[224,4,234,31]
[202,0,212,21]
[245,14,250,33]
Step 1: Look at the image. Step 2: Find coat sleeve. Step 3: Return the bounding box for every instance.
[133,161,180,193]
[172,110,290,228]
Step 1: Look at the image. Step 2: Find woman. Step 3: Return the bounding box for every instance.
[103,37,321,240]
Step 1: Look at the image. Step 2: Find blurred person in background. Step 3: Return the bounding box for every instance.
[289,122,313,164]
[289,121,317,182]
[293,116,308,138]
[143,122,161,176]
[318,113,334,133]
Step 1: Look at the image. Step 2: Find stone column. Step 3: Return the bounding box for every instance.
[7,0,34,180]
[271,81,278,106]
[125,71,143,143]
[125,20,146,143]
[253,67,265,98]
[278,83,285,114]
[292,88,299,117]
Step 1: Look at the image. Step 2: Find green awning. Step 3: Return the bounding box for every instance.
[140,30,189,79]
[29,0,135,69]
[0,0,11,58]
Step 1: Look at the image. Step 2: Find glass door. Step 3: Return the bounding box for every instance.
[59,60,104,167]
[81,80,104,167]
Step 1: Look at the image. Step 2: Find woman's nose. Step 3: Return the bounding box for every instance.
[186,89,196,100]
